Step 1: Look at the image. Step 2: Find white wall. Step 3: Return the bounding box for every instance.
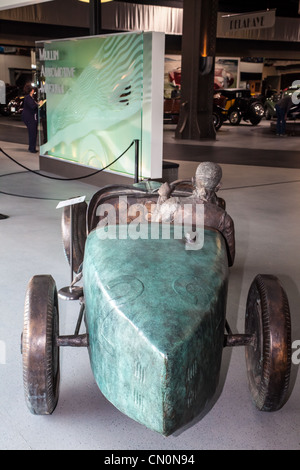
[239,61,264,74]
[0,54,31,83]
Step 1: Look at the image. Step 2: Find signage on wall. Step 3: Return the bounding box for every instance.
[36,32,165,179]
[220,9,276,36]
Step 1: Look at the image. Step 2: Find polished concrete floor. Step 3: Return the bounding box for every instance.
[0,119,300,450]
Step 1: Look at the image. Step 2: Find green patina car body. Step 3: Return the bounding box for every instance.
[83,224,228,435]
[22,177,292,436]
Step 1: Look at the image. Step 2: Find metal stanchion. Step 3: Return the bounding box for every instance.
[134,139,140,183]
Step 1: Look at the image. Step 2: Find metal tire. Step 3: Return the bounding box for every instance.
[22,275,60,415]
[245,274,291,411]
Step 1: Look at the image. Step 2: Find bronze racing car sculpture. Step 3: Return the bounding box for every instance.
[21,162,291,436]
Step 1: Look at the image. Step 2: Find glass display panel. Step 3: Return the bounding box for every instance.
[36,32,164,179]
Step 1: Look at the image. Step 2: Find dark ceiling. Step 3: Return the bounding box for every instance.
[0,0,299,57]
[219,0,299,17]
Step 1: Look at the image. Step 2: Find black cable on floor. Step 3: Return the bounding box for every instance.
[221,179,300,191]
[1,147,300,201]
[0,189,63,201]
[0,140,134,181]
[2,178,300,202]
[0,170,28,179]
[0,171,70,201]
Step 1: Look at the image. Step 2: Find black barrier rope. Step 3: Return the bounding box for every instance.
[0,189,62,201]
[0,140,135,182]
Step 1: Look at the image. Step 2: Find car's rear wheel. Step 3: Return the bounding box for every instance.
[22,275,60,415]
[249,102,264,125]
[249,116,262,125]
[245,274,291,411]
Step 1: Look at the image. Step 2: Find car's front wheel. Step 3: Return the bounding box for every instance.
[249,102,264,125]
[249,116,262,125]
[245,274,291,412]
[22,275,60,415]
[228,108,241,125]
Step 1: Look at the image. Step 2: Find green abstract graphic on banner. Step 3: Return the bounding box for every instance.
[36,32,164,179]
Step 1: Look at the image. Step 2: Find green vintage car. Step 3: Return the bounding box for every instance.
[264,84,300,120]
[21,166,292,436]
[264,94,280,120]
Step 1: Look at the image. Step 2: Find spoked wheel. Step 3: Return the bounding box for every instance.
[249,102,264,125]
[212,110,223,131]
[62,201,87,274]
[245,274,291,411]
[22,275,60,415]
[228,109,241,125]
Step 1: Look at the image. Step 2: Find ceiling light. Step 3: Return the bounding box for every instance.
[78,1,114,3]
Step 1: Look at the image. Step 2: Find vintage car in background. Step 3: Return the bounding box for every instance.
[3,86,39,117]
[164,88,265,129]
[264,93,280,120]
[288,101,300,120]
[215,88,265,126]
[212,101,227,130]
[164,94,226,131]
[21,165,292,436]
[0,84,19,116]
[6,94,25,117]
[164,96,181,124]
[264,85,300,120]
[164,66,229,131]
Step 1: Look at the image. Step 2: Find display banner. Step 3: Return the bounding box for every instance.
[36,32,165,179]
[220,9,276,36]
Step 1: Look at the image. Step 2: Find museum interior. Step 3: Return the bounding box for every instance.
[0,0,300,451]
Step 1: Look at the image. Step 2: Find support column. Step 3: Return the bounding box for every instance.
[175,0,218,140]
[90,0,102,36]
